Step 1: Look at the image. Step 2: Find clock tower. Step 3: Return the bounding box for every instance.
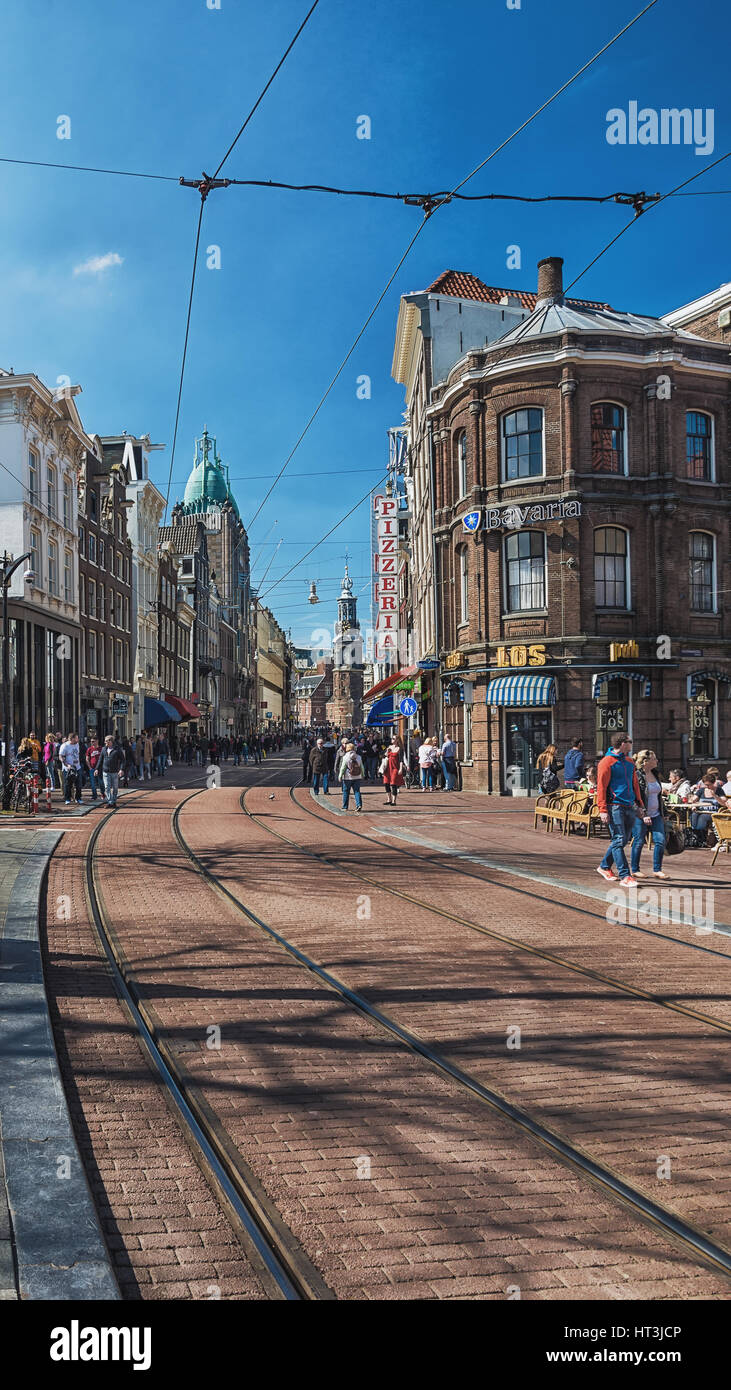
[326,559,364,729]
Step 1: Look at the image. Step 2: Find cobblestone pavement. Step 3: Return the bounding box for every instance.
[41,768,267,1301]
[43,751,727,1300]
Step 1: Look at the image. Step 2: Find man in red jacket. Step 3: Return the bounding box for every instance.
[596,735,648,886]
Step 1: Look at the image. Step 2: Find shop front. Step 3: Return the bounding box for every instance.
[80,683,108,741]
[485,673,558,796]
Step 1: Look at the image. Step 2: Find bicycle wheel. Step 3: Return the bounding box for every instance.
[13,779,28,814]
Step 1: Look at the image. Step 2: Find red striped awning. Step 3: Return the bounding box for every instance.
[361,665,419,704]
[164,693,201,720]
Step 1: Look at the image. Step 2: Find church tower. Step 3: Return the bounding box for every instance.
[326,560,364,730]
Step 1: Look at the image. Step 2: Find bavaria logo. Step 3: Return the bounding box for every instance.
[462,510,481,533]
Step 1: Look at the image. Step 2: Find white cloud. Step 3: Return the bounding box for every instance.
[73,251,124,277]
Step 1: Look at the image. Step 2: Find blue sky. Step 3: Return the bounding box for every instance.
[1,0,728,647]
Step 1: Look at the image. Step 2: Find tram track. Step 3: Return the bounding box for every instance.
[167,781,731,1285]
[84,793,333,1303]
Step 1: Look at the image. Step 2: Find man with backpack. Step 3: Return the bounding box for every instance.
[338,742,365,812]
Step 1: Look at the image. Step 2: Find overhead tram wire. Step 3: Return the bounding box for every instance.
[244,0,660,535]
[161,203,206,524]
[563,149,731,296]
[211,0,321,179]
[161,3,320,522]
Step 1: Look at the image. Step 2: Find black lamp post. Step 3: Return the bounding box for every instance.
[2,550,33,810]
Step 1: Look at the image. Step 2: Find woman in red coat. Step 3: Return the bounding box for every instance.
[382,735,407,807]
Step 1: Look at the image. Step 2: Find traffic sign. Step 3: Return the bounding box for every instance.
[265,711,274,718]
[417,658,440,670]
[399,696,418,717]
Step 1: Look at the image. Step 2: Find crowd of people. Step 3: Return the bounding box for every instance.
[300,727,461,811]
[537,735,731,884]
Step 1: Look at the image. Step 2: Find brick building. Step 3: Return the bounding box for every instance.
[425,256,730,793]
[294,660,333,728]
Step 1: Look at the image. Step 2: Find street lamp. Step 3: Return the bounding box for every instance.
[2,550,33,810]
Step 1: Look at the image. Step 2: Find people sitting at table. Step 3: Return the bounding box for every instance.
[689,774,728,844]
[723,769,731,798]
[663,768,693,802]
[578,763,597,794]
[692,765,724,797]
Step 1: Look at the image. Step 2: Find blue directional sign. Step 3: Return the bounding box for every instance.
[462,509,481,533]
[399,696,418,717]
[418,658,440,671]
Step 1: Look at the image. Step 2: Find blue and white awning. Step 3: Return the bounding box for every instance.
[486,675,557,707]
[592,669,651,699]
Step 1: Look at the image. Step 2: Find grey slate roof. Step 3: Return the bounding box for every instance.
[491,297,709,347]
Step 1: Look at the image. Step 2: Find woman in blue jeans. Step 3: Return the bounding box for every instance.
[631,750,667,878]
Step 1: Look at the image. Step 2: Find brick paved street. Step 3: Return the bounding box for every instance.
[28,751,731,1301]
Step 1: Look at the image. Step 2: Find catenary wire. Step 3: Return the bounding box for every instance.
[564,150,731,295]
[212,0,321,178]
[245,1,660,534]
[162,204,206,523]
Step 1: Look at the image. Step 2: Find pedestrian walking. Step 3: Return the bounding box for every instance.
[382,735,407,808]
[440,734,459,792]
[339,742,365,812]
[309,738,329,795]
[630,749,668,878]
[43,732,56,794]
[142,734,153,780]
[59,732,83,804]
[100,734,124,807]
[596,735,644,886]
[85,735,102,802]
[301,738,312,785]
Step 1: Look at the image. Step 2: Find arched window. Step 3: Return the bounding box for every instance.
[504,531,546,612]
[689,532,716,612]
[457,432,468,498]
[501,409,544,482]
[590,403,626,474]
[594,527,629,609]
[686,412,713,480]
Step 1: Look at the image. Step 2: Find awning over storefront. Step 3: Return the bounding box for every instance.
[486,675,557,707]
[687,668,731,698]
[143,697,181,728]
[591,669,651,699]
[365,696,396,727]
[164,693,201,720]
[362,665,419,704]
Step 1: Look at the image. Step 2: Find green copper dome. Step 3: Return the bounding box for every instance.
[181,428,240,518]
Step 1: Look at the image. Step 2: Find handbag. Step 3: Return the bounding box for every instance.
[378,757,388,776]
[664,823,685,856]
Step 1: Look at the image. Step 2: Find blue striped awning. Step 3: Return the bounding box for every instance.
[486,675,557,707]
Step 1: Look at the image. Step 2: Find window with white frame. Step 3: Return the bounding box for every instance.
[590,403,627,474]
[47,463,57,519]
[501,409,544,482]
[98,583,105,622]
[30,529,41,587]
[64,550,72,602]
[88,631,97,675]
[686,412,713,481]
[48,539,58,595]
[689,531,716,612]
[504,530,546,612]
[99,539,105,570]
[63,476,71,528]
[457,432,468,498]
[99,633,105,677]
[594,527,629,609]
[88,532,96,564]
[28,448,39,504]
[88,579,96,618]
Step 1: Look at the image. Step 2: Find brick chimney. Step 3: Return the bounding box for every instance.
[536,256,564,305]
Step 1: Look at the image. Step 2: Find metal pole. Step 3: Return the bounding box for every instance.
[2,565,10,809]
